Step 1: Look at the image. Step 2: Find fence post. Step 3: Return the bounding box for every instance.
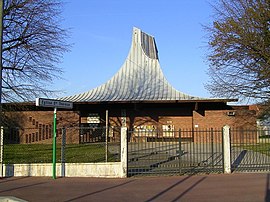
[61,128,66,177]
[105,110,109,162]
[120,127,127,178]
[0,126,3,178]
[211,128,214,169]
[178,129,182,174]
[223,125,231,174]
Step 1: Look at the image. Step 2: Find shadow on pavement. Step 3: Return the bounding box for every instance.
[0,177,30,184]
[0,181,47,194]
[171,176,207,202]
[265,174,270,202]
[145,175,206,202]
[231,150,247,172]
[64,180,136,202]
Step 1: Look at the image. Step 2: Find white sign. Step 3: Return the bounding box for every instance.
[36,98,73,109]
[87,113,100,123]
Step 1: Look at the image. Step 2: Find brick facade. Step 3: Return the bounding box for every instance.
[4,102,257,144]
[5,110,80,144]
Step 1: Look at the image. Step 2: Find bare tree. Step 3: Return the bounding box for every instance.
[205,0,270,104]
[2,0,69,102]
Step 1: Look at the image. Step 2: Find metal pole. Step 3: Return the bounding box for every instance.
[0,0,4,179]
[178,129,182,174]
[52,107,57,179]
[61,127,66,177]
[211,128,214,169]
[105,110,108,162]
[0,126,3,178]
[0,0,4,131]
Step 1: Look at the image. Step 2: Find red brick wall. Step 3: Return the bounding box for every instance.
[5,111,80,144]
[192,109,256,129]
[192,109,257,143]
[4,102,257,144]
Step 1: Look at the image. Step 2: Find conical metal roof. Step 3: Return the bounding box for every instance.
[61,27,204,103]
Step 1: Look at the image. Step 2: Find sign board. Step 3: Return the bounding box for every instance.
[36,98,73,109]
[35,97,73,179]
[87,113,100,123]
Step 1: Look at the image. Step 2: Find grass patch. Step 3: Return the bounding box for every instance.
[259,135,270,139]
[4,143,120,164]
[241,143,270,156]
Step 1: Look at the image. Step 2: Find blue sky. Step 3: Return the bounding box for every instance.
[54,0,214,98]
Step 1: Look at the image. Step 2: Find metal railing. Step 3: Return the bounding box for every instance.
[2,126,121,164]
[128,128,270,176]
[230,128,270,172]
[128,128,223,176]
[3,126,270,176]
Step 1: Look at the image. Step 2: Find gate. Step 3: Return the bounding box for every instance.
[128,128,224,176]
[230,128,270,172]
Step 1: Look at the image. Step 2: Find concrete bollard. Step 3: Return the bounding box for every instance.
[120,127,127,178]
[223,125,231,174]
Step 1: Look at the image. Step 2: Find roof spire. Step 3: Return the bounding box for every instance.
[61,27,201,102]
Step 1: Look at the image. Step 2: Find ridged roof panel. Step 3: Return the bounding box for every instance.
[60,27,204,103]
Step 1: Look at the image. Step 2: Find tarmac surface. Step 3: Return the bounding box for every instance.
[0,173,270,202]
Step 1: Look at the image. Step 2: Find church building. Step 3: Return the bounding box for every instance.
[5,27,257,144]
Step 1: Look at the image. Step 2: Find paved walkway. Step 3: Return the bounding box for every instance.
[0,173,269,202]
